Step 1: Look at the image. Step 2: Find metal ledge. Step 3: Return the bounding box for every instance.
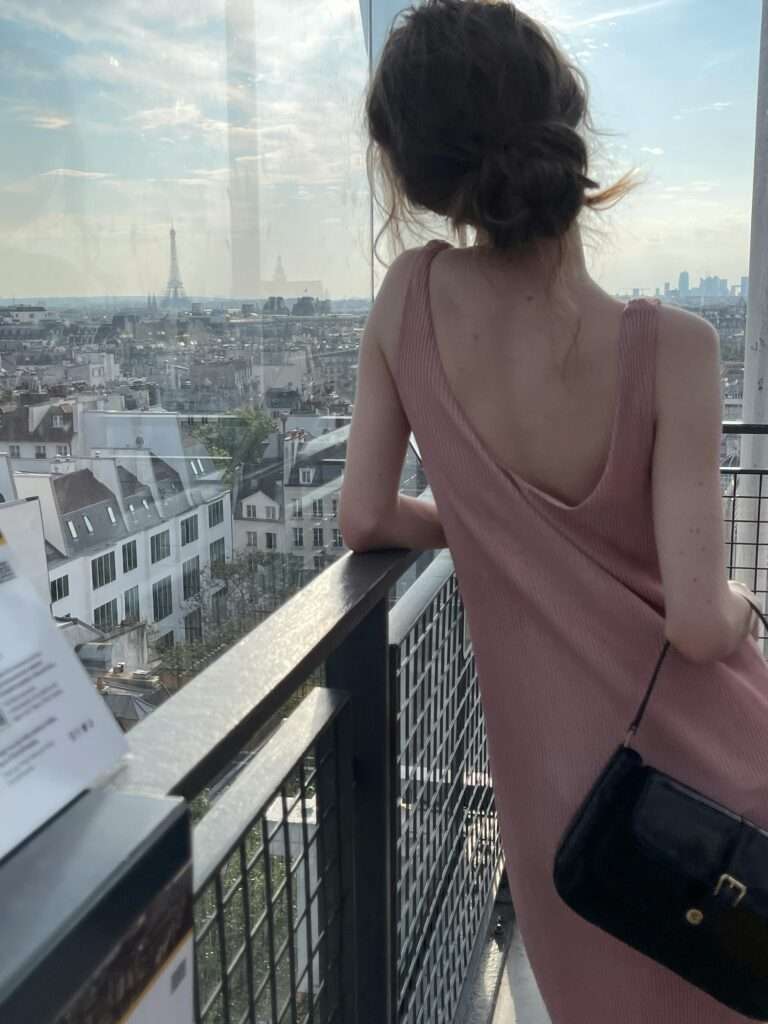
[115,546,420,800]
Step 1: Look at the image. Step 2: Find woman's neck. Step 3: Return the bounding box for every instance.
[470,223,590,286]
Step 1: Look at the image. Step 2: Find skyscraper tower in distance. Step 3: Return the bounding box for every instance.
[164,224,187,306]
[678,270,690,296]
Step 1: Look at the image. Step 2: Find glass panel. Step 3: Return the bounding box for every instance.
[8,0,753,719]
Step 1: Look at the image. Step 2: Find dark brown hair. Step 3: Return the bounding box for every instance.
[366,0,634,257]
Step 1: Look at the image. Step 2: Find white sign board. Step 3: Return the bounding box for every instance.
[0,530,127,863]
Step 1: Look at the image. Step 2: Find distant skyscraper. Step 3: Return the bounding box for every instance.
[742,276,750,299]
[664,281,670,296]
[679,271,690,296]
[632,288,640,298]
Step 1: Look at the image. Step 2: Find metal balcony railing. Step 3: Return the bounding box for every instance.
[116,542,500,1024]
[72,421,768,1024]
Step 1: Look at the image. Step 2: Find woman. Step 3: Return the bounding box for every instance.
[338,2,768,1020]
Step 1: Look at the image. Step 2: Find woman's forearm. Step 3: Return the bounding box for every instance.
[345,494,448,552]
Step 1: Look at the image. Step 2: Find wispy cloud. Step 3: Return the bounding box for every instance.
[29,114,71,130]
[641,146,665,156]
[41,168,112,178]
[564,0,680,30]
[674,100,733,120]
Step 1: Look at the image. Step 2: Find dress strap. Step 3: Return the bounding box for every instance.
[396,240,452,385]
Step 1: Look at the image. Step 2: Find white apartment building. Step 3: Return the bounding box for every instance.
[233,425,347,578]
[15,460,232,648]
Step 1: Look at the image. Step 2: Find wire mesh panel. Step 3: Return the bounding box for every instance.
[722,467,768,647]
[391,569,502,1024]
[193,701,348,1024]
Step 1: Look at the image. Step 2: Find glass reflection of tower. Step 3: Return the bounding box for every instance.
[226,0,262,300]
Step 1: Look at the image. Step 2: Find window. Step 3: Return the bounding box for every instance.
[56,444,69,457]
[8,444,19,458]
[331,498,338,517]
[265,505,277,520]
[313,527,324,547]
[210,537,226,570]
[122,540,138,573]
[107,505,117,524]
[82,514,94,534]
[94,598,118,632]
[150,530,171,563]
[182,556,201,600]
[35,445,46,459]
[152,576,173,622]
[124,585,140,622]
[50,574,69,603]
[212,589,226,625]
[185,608,203,643]
[190,460,200,476]
[156,630,175,651]
[91,551,116,590]
[181,514,199,546]
[246,531,258,547]
[292,498,303,519]
[312,498,323,517]
[142,498,151,511]
[332,528,343,548]
[246,504,257,519]
[314,555,324,571]
[293,527,304,547]
[208,499,224,528]
[67,520,78,540]
[299,467,313,484]
[265,532,277,549]
[52,415,64,427]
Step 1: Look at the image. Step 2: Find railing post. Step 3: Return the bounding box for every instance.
[326,597,395,1024]
[737,0,768,601]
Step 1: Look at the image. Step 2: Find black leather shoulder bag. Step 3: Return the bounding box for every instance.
[553,596,768,1019]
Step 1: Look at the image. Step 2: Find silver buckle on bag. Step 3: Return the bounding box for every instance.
[714,874,747,907]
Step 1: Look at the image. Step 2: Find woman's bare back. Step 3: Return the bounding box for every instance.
[392,244,628,509]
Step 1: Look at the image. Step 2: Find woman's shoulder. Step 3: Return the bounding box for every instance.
[625,297,719,350]
[654,301,720,350]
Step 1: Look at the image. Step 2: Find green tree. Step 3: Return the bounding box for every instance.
[192,406,275,484]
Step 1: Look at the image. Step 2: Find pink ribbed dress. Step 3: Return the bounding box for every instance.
[395,240,768,1023]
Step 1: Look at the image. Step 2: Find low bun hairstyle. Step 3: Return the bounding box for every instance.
[366,0,633,255]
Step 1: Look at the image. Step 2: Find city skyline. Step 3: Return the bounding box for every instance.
[0,0,762,299]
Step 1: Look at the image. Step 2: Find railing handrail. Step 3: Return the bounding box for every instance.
[722,421,768,433]
[115,545,421,800]
[114,418,759,800]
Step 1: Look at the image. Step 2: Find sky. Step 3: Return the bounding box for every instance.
[0,0,762,299]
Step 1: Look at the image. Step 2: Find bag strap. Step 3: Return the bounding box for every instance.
[623,595,768,748]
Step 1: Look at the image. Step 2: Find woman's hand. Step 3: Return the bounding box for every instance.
[729,580,762,640]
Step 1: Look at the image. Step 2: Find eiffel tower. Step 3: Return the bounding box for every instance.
[164,223,187,307]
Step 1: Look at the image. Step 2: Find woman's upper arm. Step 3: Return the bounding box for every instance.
[652,306,731,658]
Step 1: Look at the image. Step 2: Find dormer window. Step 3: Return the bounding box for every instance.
[82,514,94,534]
[142,498,150,511]
[106,506,117,524]
[67,520,78,539]
[299,467,312,484]
[52,415,64,428]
